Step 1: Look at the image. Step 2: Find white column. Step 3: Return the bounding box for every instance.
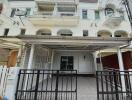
[15,46,22,67]
[27,44,35,69]
[99,51,103,71]
[50,50,54,70]
[92,52,98,72]
[117,48,126,91]
[23,44,35,92]
[21,46,27,69]
[117,48,124,71]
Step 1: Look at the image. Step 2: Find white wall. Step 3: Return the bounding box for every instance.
[53,51,95,74]
[0,1,131,37]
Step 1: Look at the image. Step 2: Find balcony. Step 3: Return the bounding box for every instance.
[28,11,79,26]
[103,13,123,27]
[29,3,79,26]
[98,0,121,10]
[35,0,79,4]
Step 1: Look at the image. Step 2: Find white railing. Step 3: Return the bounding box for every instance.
[105,13,122,19]
[35,0,78,3]
[30,11,78,18]
[0,66,19,100]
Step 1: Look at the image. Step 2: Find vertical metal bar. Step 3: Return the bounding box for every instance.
[71,71,73,100]
[96,71,99,100]
[20,70,26,99]
[66,73,68,100]
[61,71,64,100]
[41,70,45,100]
[105,72,109,100]
[119,71,123,100]
[113,71,119,100]
[76,70,77,100]
[50,70,53,100]
[55,70,59,100]
[45,70,49,100]
[34,70,40,100]
[15,70,21,100]
[100,71,104,100]
[110,71,114,100]
[25,73,30,99]
[29,70,34,100]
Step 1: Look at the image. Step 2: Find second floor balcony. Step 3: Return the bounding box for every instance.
[35,0,79,4]
[103,13,123,27]
[28,3,79,26]
[28,11,79,26]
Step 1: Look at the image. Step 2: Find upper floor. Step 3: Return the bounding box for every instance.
[0,0,131,38]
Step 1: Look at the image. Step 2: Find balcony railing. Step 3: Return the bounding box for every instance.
[104,13,123,27]
[30,11,78,18]
[35,0,78,3]
[105,13,122,19]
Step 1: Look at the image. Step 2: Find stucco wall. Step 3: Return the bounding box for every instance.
[53,51,95,74]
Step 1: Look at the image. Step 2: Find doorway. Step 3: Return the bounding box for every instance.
[60,56,74,70]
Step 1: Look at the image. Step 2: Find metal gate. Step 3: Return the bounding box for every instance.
[96,70,132,100]
[15,69,77,100]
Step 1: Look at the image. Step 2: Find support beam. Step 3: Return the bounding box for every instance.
[117,48,124,71]
[99,51,103,71]
[92,52,98,72]
[50,50,54,70]
[27,44,35,69]
[117,48,126,92]
[16,46,22,67]
[23,44,35,92]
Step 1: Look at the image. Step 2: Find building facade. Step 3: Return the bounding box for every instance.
[0,0,131,74]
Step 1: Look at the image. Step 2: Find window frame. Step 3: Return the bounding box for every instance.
[82,9,88,19]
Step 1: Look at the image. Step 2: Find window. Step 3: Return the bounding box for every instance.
[95,10,100,20]
[98,34,101,37]
[83,30,88,36]
[115,35,121,37]
[11,8,31,17]
[40,33,51,35]
[25,8,31,16]
[4,28,9,36]
[61,34,72,36]
[82,10,87,19]
[10,8,16,17]
[20,29,26,35]
[60,56,73,70]
[105,8,114,16]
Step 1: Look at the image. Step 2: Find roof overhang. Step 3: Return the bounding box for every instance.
[0,37,22,49]
[16,35,131,51]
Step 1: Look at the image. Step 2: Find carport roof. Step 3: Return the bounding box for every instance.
[15,35,131,51]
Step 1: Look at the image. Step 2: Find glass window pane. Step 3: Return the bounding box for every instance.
[95,10,100,20]
[82,10,87,19]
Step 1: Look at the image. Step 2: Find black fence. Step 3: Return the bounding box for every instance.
[96,69,132,100]
[15,69,77,100]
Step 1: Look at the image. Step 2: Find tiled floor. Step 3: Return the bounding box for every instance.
[77,77,97,100]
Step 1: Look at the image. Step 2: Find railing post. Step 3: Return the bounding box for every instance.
[34,70,40,100]
[55,70,59,100]
[15,70,21,100]
[96,71,99,100]
[113,71,119,100]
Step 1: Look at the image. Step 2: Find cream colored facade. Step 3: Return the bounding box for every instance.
[0,0,131,73]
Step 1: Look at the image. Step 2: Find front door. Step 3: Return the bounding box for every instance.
[60,56,73,70]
